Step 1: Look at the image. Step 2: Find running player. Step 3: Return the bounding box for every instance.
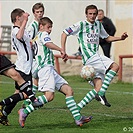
[61,5,128,109]
[18,17,92,128]
[0,8,43,125]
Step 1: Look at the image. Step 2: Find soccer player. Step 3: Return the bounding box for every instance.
[18,17,92,128]
[61,5,128,109]
[0,8,43,125]
[27,2,44,93]
[22,3,45,107]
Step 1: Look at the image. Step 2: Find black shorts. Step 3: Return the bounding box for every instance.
[0,55,15,74]
[15,70,32,91]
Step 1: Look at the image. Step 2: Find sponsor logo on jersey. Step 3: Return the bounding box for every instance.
[44,37,51,41]
[66,27,73,34]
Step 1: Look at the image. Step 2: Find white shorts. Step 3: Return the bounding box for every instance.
[86,53,114,83]
[38,66,68,92]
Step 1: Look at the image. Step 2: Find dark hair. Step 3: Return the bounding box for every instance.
[11,8,25,23]
[32,2,44,13]
[39,17,53,27]
[85,5,98,15]
[98,9,104,13]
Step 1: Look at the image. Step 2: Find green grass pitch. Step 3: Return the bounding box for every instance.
[0,75,133,133]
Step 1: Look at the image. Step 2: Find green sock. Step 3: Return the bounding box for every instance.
[98,70,116,96]
[24,104,34,115]
[77,89,97,111]
[24,95,48,115]
[38,95,48,104]
[32,84,38,94]
[22,99,31,108]
[66,96,81,121]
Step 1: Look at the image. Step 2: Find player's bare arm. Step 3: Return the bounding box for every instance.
[45,42,67,61]
[61,32,68,52]
[105,32,128,42]
[61,32,68,62]
[16,13,30,40]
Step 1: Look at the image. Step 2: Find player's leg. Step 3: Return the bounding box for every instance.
[32,60,39,94]
[18,92,53,128]
[96,62,119,107]
[98,62,119,96]
[32,78,38,94]
[15,71,43,107]
[22,61,39,108]
[77,78,100,111]
[0,61,27,125]
[0,76,42,125]
[60,84,92,126]
[18,67,53,127]
[22,78,39,108]
[0,91,25,125]
[3,68,25,86]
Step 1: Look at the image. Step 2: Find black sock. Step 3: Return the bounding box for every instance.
[19,81,36,102]
[0,93,24,106]
[3,102,17,116]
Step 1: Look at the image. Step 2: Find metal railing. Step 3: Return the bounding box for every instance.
[1,50,133,81]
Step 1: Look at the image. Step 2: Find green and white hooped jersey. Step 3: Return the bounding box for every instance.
[32,31,54,69]
[63,20,109,65]
[27,20,38,40]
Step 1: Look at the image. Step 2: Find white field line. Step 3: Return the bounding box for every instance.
[0,81,132,95]
[0,81,14,84]
[74,87,133,95]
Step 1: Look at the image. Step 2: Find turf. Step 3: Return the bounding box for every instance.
[0,75,133,133]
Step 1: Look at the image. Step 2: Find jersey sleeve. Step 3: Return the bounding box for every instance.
[99,23,109,39]
[12,27,19,36]
[40,32,52,45]
[63,21,80,36]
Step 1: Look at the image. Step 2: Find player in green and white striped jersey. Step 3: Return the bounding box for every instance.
[18,17,92,128]
[61,5,128,109]
[27,2,45,94]
[27,3,44,40]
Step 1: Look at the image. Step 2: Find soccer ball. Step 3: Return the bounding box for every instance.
[80,65,95,81]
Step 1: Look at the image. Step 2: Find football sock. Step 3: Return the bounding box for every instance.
[32,84,38,94]
[77,89,97,111]
[24,95,48,115]
[19,81,36,102]
[3,103,17,116]
[38,95,48,104]
[0,93,24,106]
[98,70,116,96]
[22,99,31,108]
[65,96,81,120]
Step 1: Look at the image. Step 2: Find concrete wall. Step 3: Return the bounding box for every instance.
[110,0,133,65]
[0,0,132,65]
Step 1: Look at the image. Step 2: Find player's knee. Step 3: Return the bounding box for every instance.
[60,84,74,96]
[111,63,119,72]
[65,86,74,96]
[45,93,54,102]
